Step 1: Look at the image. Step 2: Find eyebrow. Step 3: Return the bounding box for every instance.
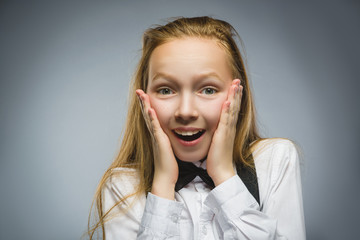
[151,71,224,83]
[151,72,175,83]
[197,72,223,81]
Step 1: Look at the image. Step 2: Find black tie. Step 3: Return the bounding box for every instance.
[175,158,215,192]
[175,156,260,204]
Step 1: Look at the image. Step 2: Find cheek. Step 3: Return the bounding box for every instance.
[148,97,174,128]
[198,97,226,130]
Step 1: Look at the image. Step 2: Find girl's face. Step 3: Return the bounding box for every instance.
[147,38,233,162]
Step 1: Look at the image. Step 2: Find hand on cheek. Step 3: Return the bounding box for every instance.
[136,89,178,200]
[206,79,243,186]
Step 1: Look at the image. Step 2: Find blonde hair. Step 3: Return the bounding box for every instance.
[88,16,265,239]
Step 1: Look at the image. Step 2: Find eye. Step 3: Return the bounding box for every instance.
[201,87,217,95]
[158,87,173,95]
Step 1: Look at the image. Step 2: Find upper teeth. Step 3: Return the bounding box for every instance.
[174,130,201,136]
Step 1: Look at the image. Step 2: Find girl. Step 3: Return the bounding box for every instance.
[88,16,306,239]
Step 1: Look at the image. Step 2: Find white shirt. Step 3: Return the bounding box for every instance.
[103,138,306,239]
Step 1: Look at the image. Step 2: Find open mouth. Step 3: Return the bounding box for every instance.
[173,129,205,142]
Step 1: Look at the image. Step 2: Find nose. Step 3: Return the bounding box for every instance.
[174,93,199,123]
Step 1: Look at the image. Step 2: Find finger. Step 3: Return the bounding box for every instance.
[233,79,241,87]
[141,94,158,133]
[233,84,243,113]
[226,79,240,103]
[229,85,242,125]
[225,84,239,119]
[136,89,152,114]
[136,91,148,122]
[218,100,231,127]
[220,80,242,127]
[136,89,146,112]
[229,79,243,113]
[228,84,238,104]
[136,89,165,141]
[136,89,153,132]
[148,107,164,138]
[140,92,152,113]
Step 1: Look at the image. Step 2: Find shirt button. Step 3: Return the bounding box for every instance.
[170,214,179,223]
[202,225,207,235]
[213,207,218,213]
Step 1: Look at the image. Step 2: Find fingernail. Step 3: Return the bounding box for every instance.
[235,86,239,92]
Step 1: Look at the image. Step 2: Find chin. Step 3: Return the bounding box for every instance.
[173,150,207,162]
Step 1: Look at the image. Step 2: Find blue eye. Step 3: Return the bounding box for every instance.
[158,88,173,95]
[201,87,217,95]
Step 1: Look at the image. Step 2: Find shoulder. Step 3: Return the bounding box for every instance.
[251,139,303,209]
[252,138,299,164]
[104,167,140,199]
[252,138,301,184]
[103,167,145,220]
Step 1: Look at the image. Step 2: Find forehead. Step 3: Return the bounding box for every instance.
[148,37,232,81]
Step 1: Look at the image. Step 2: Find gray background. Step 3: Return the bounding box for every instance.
[1,0,359,239]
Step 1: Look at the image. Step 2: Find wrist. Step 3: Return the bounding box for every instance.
[210,169,236,187]
[151,174,176,200]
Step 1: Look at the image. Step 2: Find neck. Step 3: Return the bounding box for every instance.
[175,155,207,163]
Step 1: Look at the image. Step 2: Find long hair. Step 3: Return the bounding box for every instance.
[88,16,264,239]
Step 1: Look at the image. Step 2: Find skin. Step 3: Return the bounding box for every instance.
[136,38,243,200]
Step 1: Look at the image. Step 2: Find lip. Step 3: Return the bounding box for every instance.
[172,127,206,147]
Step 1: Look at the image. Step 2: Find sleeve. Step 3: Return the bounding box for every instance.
[102,169,147,240]
[204,140,306,240]
[137,193,185,240]
[103,169,185,240]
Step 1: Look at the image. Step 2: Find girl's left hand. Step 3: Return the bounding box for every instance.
[206,79,243,186]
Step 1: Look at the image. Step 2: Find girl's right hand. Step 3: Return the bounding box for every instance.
[136,89,178,200]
